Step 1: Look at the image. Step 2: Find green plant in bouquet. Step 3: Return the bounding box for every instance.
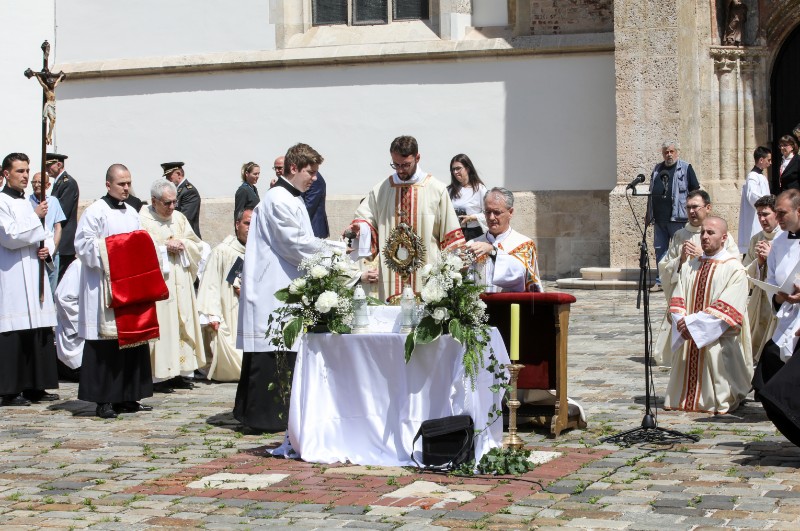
[403,249,493,387]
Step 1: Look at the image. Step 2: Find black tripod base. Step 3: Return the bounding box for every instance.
[601,413,699,447]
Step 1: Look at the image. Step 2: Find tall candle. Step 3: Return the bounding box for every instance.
[510,303,520,361]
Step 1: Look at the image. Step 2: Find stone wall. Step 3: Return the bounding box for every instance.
[528,0,614,35]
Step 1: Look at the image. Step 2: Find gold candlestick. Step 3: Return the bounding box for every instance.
[503,363,525,450]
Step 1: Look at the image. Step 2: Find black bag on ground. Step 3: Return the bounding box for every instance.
[411,414,474,469]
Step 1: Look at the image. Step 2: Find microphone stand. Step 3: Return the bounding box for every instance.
[601,183,698,447]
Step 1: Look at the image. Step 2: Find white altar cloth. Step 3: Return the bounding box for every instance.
[287,328,510,466]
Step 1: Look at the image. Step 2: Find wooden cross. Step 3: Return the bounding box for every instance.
[25,41,66,302]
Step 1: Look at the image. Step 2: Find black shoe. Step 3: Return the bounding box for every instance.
[113,401,153,413]
[96,403,118,419]
[23,391,60,402]
[1,394,32,407]
[152,382,175,393]
[169,376,195,390]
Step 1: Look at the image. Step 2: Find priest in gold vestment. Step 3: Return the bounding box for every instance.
[349,136,464,302]
[196,209,251,382]
[140,179,205,392]
[665,217,753,414]
[653,190,739,367]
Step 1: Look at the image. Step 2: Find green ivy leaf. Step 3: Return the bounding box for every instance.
[414,316,442,345]
[404,333,415,364]
[329,321,350,334]
[449,318,465,345]
[282,317,303,348]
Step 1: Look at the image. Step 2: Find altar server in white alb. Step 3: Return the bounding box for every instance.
[236,143,328,431]
[465,187,543,293]
[0,152,59,407]
[742,194,781,362]
[140,179,205,393]
[196,208,252,382]
[737,146,773,255]
[54,259,84,382]
[76,164,155,419]
[666,216,752,414]
[653,190,739,367]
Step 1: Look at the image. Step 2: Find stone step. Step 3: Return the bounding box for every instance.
[556,267,660,290]
[555,278,641,290]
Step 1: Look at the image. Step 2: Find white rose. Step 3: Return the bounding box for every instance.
[421,283,446,304]
[302,295,310,306]
[431,307,450,323]
[334,261,351,273]
[476,299,487,311]
[421,264,433,278]
[289,278,306,294]
[315,291,339,314]
[451,271,462,285]
[445,254,464,270]
[310,265,329,279]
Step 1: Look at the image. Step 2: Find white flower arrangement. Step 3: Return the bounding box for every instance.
[267,248,363,349]
[404,248,491,386]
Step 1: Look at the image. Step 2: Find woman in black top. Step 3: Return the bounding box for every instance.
[234,161,261,219]
[778,135,800,192]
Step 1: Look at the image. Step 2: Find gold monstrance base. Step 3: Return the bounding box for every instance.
[503,363,525,450]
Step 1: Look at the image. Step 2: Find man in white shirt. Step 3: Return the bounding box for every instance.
[465,187,542,293]
[738,146,772,254]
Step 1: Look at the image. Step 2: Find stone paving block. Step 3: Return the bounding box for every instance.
[725,518,771,528]
[442,510,486,520]
[328,505,368,515]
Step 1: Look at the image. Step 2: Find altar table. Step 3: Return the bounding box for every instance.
[287,329,510,466]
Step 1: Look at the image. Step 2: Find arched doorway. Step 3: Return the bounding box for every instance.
[771,24,800,192]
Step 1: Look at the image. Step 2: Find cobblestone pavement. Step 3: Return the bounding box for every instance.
[1,286,799,530]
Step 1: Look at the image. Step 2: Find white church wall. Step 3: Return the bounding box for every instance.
[55,0,275,63]
[0,0,55,166]
[55,52,616,201]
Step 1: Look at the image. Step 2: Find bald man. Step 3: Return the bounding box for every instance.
[664,216,753,414]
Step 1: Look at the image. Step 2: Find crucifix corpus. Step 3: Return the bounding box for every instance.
[24,40,66,302]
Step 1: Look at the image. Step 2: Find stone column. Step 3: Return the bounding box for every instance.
[740,59,757,170]
[715,56,739,181]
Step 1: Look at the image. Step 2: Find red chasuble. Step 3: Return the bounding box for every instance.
[105,230,168,347]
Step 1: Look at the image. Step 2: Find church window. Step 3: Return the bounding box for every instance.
[312,0,428,26]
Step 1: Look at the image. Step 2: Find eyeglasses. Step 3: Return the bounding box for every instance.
[273,166,283,171]
[451,166,465,173]
[686,204,706,211]
[157,198,177,206]
[484,209,508,217]
[389,162,414,170]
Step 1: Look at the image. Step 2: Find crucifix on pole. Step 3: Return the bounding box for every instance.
[24,40,66,302]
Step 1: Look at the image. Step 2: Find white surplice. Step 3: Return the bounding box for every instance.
[55,259,83,369]
[76,197,142,340]
[653,223,740,366]
[352,166,465,301]
[766,231,800,361]
[469,227,543,293]
[237,178,326,352]
[743,227,781,362]
[665,249,753,414]
[197,235,245,381]
[139,206,205,379]
[737,169,771,254]
[0,191,56,332]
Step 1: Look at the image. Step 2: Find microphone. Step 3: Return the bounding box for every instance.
[625,174,646,191]
[659,170,670,199]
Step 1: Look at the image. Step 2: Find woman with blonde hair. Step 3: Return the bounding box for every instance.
[234,161,260,219]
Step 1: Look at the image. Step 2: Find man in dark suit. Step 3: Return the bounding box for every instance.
[303,172,329,238]
[161,162,201,238]
[46,153,79,282]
